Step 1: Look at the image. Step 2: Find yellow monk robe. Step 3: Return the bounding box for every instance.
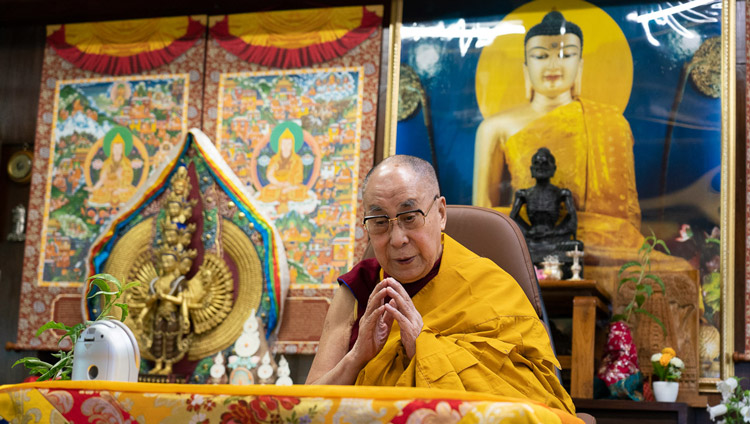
[89,156,137,206]
[258,150,307,202]
[355,234,575,414]
[497,98,692,290]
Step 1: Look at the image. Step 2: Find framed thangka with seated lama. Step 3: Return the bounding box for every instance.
[202,6,383,355]
[204,6,383,288]
[388,0,735,390]
[17,16,208,350]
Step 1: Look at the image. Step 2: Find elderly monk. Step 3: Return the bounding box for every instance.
[306,155,574,414]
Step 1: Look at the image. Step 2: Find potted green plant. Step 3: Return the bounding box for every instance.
[611,232,668,335]
[13,273,138,381]
[597,232,669,399]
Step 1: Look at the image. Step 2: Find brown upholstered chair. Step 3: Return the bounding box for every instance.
[363,204,595,424]
[363,204,544,317]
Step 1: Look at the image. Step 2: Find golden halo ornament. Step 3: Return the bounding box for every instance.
[475,0,633,118]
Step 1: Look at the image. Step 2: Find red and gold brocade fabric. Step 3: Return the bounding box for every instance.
[47,16,205,75]
[0,381,583,424]
[209,6,382,68]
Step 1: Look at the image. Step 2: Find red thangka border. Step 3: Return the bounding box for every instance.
[209,7,381,69]
[47,18,205,76]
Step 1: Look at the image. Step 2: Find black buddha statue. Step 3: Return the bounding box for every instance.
[509,147,583,279]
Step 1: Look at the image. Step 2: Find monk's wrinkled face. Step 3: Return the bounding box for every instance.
[280,136,293,159]
[363,165,446,283]
[525,33,582,99]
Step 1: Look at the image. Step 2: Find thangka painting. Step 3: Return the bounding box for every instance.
[394,0,727,383]
[216,70,363,286]
[18,16,207,349]
[204,6,383,288]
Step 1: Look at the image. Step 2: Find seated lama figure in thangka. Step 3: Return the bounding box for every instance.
[85,128,290,382]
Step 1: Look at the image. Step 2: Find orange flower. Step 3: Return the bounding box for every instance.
[660,354,673,366]
[660,347,676,366]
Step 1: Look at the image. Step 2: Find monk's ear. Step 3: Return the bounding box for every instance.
[572,59,583,98]
[523,65,533,101]
[438,196,447,231]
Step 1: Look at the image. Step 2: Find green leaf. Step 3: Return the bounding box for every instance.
[68,323,86,345]
[88,273,122,291]
[123,281,141,291]
[654,239,671,255]
[88,289,119,298]
[35,321,70,337]
[706,237,720,245]
[645,274,666,293]
[90,280,114,306]
[38,358,69,381]
[611,314,627,323]
[12,357,52,369]
[641,284,653,297]
[652,361,667,381]
[634,308,666,337]
[618,261,641,276]
[116,303,129,322]
[617,277,640,293]
[635,294,645,308]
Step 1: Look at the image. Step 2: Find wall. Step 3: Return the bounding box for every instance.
[0,24,44,384]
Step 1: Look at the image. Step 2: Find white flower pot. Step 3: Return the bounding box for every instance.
[653,381,679,402]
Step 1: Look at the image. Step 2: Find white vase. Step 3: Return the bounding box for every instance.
[653,381,679,402]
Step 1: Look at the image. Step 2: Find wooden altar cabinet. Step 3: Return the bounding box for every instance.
[540,279,612,399]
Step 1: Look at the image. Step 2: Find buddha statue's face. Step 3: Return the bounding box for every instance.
[525,33,582,99]
[160,253,177,272]
[167,201,181,217]
[280,136,294,159]
[530,149,556,180]
[164,228,178,245]
[178,257,193,275]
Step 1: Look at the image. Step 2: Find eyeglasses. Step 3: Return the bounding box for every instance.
[363,195,439,236]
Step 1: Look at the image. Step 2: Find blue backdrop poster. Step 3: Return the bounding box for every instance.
[395,0,723,380]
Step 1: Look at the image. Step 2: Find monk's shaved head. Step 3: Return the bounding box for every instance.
[362,155,440,197]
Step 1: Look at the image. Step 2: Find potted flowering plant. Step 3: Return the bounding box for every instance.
[650,347,684,402]
[707,377,750,423]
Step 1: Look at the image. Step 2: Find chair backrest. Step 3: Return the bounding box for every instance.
[363,204,543,319]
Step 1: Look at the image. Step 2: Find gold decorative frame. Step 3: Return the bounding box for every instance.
[711,0,736,392]
[383,0,403,158]
[384,0,737,391]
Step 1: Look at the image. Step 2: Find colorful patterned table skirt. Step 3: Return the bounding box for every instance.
[0,381,581,424]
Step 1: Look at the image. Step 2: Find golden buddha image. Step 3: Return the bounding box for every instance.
[258,121,309,205]
[473,2,693,287]
[85,126,145,208]
[110,82,131,109]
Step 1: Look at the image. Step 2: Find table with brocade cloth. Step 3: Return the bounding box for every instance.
[0,380,584,424]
